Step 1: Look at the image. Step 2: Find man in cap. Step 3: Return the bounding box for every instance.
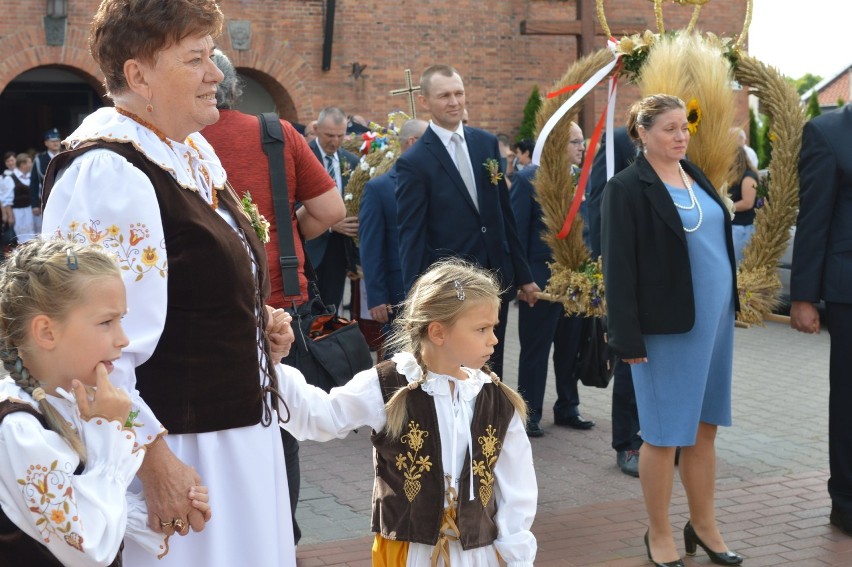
[30,127,62,232]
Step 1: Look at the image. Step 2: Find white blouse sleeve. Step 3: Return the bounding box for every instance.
[275,363,387,440]
[0,411,152,566]
[491,410,538,566]
[0,175,13,207]
[42,149,168,448]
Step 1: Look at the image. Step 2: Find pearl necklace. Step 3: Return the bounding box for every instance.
[115,106,219,210]
[674,163,703,233]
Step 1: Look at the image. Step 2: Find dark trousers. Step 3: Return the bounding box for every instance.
[611,360,643,452]
[280,428,301,544]
[516,299,584,423]
[826,302,852,515]
[313,232,349,311]
[488,288,515,379]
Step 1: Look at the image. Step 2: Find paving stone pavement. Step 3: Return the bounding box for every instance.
[292,306,843,565]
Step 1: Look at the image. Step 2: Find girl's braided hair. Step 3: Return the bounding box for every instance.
[382,259,527,438]
[0,239,122,462]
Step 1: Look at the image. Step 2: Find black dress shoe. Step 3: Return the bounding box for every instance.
[830,508,852,536]
[525,421,544,438]
[644,530,684,567]
[683,521,743,565]
[555,415,595,430]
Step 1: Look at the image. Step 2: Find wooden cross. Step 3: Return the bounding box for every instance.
[389,69,421,119]
[520,0,646,134]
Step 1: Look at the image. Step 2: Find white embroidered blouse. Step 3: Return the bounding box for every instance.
[277,352,537,567]
[0,379,166,564]
[42,107,228,451]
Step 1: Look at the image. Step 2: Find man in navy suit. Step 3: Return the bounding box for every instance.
[305,107,361,311]
[359,119,428,336]
[587,126,644,477]
[791,104,852,535]
[396,64,539,378]
[511,122,595,437]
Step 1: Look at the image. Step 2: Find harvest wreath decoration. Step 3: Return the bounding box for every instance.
[535,0,804,325]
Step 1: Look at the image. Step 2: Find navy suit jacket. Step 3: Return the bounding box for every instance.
[586,127,636,258]
[395,125,532,290]
[510,166,551,289]
[791,104,852,304]
[304,139,359,266]
[359,165,405,309]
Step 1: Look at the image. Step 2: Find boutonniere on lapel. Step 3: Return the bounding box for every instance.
[240,192,271,244]
[340,158,352,179]
[483,158,503,186]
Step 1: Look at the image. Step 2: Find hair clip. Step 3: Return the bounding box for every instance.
[454,280,465,301]
[66,249,79,270]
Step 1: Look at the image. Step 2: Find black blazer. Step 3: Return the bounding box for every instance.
[601,153,739,359]
[791,104,852,304]
[395,125,532,291]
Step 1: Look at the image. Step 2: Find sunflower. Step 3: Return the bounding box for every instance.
[686,98,702,134]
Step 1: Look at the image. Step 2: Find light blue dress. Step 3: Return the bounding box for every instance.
[630,181,735,447]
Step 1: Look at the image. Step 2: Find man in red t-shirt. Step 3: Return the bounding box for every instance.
[203,51,345,545]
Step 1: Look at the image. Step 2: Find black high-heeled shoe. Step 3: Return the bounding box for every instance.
[644,530,684,567]
[683,521,743,565]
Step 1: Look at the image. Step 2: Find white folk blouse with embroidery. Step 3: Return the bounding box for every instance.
[0,379,166,564]
[42,107,227,451]
[277,352,537,567]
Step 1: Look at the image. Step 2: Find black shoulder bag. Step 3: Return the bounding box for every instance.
[258,112,373,392]
[572,315,619,389]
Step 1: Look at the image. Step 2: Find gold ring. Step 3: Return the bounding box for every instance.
[172,518,187,532]
[160,520,174,529]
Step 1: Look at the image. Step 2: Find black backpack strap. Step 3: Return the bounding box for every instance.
[258,112,301,298]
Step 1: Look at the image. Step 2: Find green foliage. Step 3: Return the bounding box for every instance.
[806,91,822,120]
[748,108,762,164]
[838,97,846,107]
[786,72,822,95]
[518,85,542,142]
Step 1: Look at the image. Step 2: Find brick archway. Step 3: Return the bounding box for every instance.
[0,26,104,93]
[220,35,315,124]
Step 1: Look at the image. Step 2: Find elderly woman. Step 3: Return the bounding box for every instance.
[601,94,743,567]
[41,1,296,565]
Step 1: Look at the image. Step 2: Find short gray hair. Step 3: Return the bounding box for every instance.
[212,49,243,110]
[317,107,347,126]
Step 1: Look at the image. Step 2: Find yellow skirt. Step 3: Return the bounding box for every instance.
[372,535,409,566]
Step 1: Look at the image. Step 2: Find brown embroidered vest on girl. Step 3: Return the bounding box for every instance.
[370,359,515,554]
[42,141,278,434]
[11,173,30,208]
[0,400,123,567]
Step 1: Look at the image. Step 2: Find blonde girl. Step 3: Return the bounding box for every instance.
[0,240,209,566]
[278,259,537,566]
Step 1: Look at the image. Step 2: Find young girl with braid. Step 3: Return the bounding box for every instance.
[278,259,537,566]
[0,240,209,566]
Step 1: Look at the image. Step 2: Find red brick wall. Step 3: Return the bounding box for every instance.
[0,0,749,137]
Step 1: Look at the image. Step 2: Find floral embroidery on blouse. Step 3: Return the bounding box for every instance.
[17,459,84,551]
[397,421,433,502]
[57,220,167,282]
[472,424,501,507]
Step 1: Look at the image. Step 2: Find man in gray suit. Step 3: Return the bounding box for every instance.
[791,104,852,536]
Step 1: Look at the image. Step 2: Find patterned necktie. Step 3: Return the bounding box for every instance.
[325,154,338,190]
[452,133,478,211]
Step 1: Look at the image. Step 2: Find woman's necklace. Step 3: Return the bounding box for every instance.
[675,163,703,233]
[115,106,219,210]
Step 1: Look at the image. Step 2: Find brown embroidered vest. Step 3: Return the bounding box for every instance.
[12,173,29,208]
[43,141,274,434]
[0,400,123,567]
[370,360,515,549]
